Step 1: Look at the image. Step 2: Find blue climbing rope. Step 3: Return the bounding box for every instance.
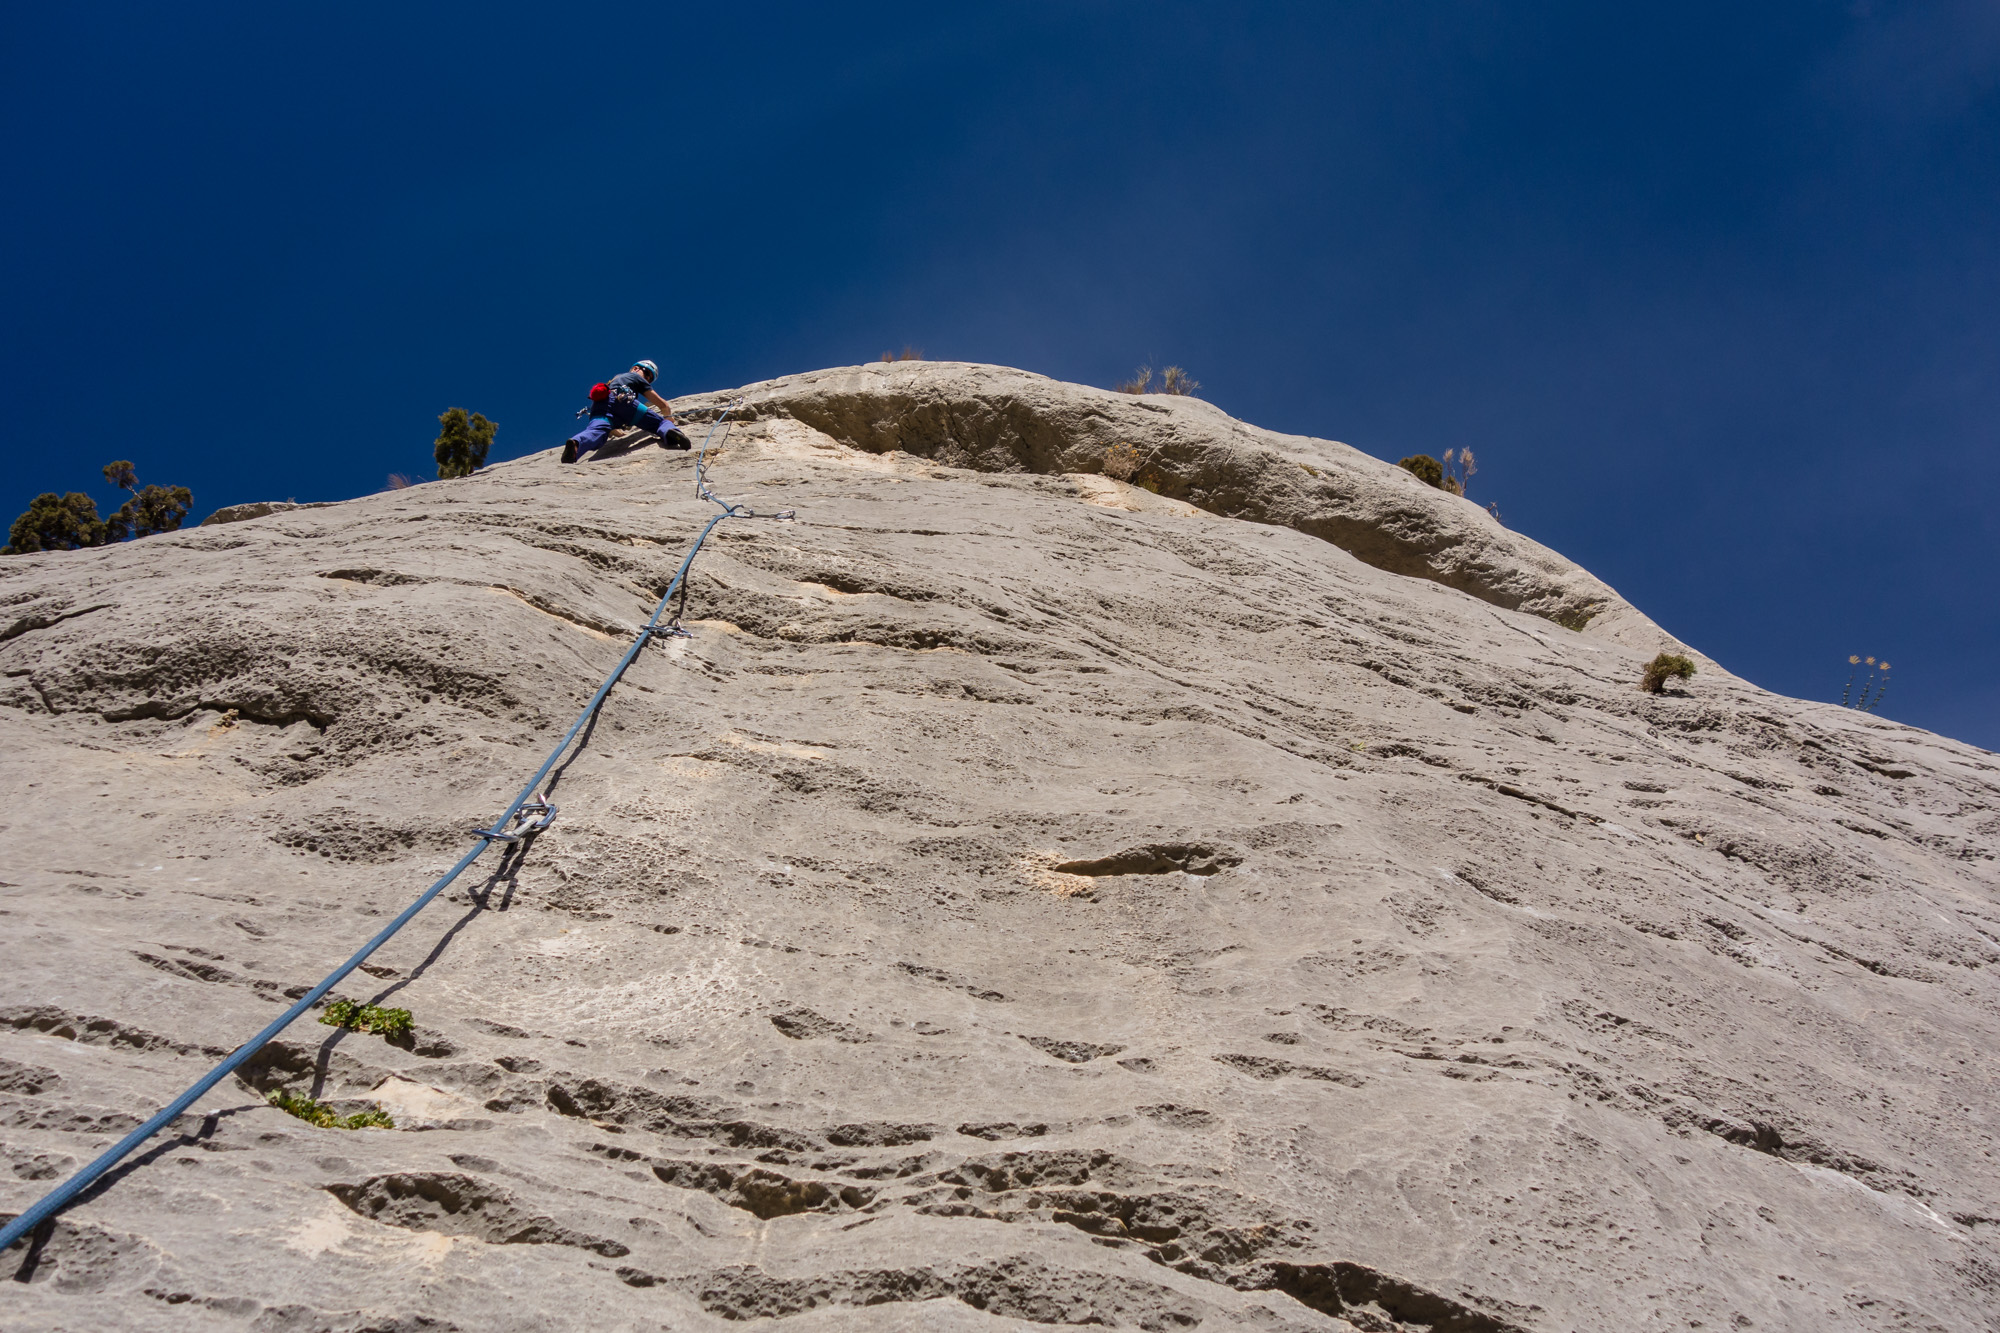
[1,401,786,1253]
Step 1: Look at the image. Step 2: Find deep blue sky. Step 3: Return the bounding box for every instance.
[4,3,1995,748]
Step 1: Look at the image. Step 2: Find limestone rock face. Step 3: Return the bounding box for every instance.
[1,367,1995,1332]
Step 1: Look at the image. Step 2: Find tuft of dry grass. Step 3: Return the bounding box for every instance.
[1102,441,1143,482]
[1116,364,1200,396]
[880,346,925,362]
[385,473,417,491]
[1441,447,1477,497]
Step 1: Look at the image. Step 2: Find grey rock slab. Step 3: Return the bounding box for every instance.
[1,378,1996,1332]
[678,361,1662,643]
[198,500,338,526]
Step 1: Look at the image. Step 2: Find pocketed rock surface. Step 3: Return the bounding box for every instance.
[2,362,1996,1332]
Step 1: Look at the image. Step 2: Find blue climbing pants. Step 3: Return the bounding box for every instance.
[568,405,678,457]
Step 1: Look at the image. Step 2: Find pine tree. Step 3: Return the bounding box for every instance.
[434,408,497,479]
[107,485,193,540]
[101,459,191,540]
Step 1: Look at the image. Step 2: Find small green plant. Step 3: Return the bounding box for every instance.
[320,998,414,1040]
[1841,655,1892,712]
[434,407,497,480]
[1102,441,1143,482]
[1641,652,1697,694]
[267,1088,395,1130]
[1397,454,1445,488]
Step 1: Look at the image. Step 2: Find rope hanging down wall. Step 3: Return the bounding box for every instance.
[0,405,790,1254]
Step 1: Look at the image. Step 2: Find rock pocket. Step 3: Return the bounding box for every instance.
[327,1172,629,1255]
[1049,843,1242,877]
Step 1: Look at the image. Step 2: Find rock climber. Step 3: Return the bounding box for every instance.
[562,360,692,464]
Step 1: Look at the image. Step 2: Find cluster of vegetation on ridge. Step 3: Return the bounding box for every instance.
[267,1088,394,1130]
[1397,447,1477,496]
[1842,655,1892,712]
[320,998,414,1041]
[1116,364,1200,396]
[5,459,192,555]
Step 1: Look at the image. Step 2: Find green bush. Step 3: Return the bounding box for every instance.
[1641,652,1697,694]
[434,408,497,479]
[267,1088,395,1130]
[320,998,414,1041]
[1397,454,1445,488]
[6,492,105,553]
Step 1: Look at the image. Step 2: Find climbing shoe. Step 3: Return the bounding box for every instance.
[561,440,580,465]
[661,428,692,451]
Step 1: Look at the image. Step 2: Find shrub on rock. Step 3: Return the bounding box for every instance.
[1102,441,1143,482]
[320,998,414,1041]
[1641,652,1697,693]
[1397,454,1445,488]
